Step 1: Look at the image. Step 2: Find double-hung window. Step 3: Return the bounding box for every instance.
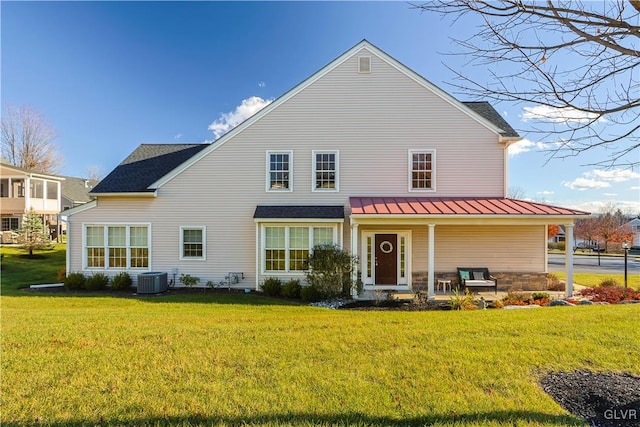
[409,149,435,191]
[85,224,149,269]
[181,227,205,260]
[313,150,338,191]
[263,225,336,272]
[266,151,292,191]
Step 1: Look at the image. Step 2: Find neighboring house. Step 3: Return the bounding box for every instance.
[548,225,565,243]
[622,218,640,247]
[61,177,98,210]
[0,162,64,243]
[63,40,590,297]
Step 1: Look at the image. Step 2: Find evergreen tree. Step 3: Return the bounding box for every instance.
[16,208,50,256]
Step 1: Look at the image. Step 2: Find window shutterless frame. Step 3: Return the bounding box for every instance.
[312,150,339,192]
[179,226,206,260]
[408,149,436,192]
[266,150,293,192]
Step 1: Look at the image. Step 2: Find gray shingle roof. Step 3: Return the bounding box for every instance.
[91,144,208,194]
[61,176,99,204]
[254,205,345,219]
[463,102,520,138]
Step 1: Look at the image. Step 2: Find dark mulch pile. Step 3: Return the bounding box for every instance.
[541,370,640,426]
[338,299,451,311]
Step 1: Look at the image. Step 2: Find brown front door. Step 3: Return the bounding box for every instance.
[375,234,397,285]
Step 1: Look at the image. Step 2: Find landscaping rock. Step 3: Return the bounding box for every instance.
[541,370,640,427]
[619,300,640,305]
[548,300,576,307]
[578,299,594,305]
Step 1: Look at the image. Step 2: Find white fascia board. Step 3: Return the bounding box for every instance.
[60,200,97,218]
[254,218,342,224]
[350,213,590,226]
[88,192,157,198]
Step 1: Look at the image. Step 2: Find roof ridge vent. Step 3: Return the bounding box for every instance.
[358,56,371,73]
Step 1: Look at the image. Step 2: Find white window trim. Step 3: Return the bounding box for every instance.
[408,149,436,192]
[312,150,339,192]
[180,226,206,261]
[82,223,151,271]
[260,223,339,274]
[266,150,293,192]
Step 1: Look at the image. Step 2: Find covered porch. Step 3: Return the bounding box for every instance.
[348,197,590,300]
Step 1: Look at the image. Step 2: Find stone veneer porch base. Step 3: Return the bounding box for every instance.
[412,271,549,292]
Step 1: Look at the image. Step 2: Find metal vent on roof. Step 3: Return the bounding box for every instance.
[358,56,371,73]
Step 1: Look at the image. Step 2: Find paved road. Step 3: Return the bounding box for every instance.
[548,253,640,275]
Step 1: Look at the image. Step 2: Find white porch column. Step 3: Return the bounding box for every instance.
[565,223,574,298]
[351,223,359,297]
[427,223,436,300]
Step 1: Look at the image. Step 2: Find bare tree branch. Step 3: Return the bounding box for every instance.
[1,105,63,174]
[412,0,640,167]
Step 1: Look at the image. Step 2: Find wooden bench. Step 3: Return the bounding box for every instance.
[457,267,498,294]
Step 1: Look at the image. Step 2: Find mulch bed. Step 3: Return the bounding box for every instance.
[541,370,640,426]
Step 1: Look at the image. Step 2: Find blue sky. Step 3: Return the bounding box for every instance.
[2,1,638,213]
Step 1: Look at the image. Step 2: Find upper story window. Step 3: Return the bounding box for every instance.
[313,151,338,192]
[46,181,58,200]
[30,179,44,198]
[181,226,206,260]
[267,151,292,192]
[409,149,436,192]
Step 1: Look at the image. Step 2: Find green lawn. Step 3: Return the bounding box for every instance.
[2,245,639,425]
[1,243,66,295]
[2,292,639,426]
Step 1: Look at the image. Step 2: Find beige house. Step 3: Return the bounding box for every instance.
[0,162,64,243]
[63,41,589,298]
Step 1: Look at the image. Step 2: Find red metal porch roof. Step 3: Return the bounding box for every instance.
[349,197,590,216]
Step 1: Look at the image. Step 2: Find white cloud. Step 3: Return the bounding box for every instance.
[507,138,549,156]
[521,105,599,123]
[174,133,183,141]
[563,178,610,191]
[563,168,640,191]
[590,169,640,183]
[208,96,273,139]
[258,81,266,88]
[537,191,555,196]
[602,193,618,197]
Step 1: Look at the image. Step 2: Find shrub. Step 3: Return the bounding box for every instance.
[56,268,66,283]
[502,290,531,306]
[261,277,282,297]
[449,289,478,310]
[64,272,86,290]
[580,286,639,303]
[599,278,620,288]
[305,244,356,299]
[548,242,566,251]
[281,279,302,299]
[85,273,110,291]
[532,292,550,300]
[180,274,199,287]
[111,272,132,291]
[300,284,323,303]
[547,273,565,291]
